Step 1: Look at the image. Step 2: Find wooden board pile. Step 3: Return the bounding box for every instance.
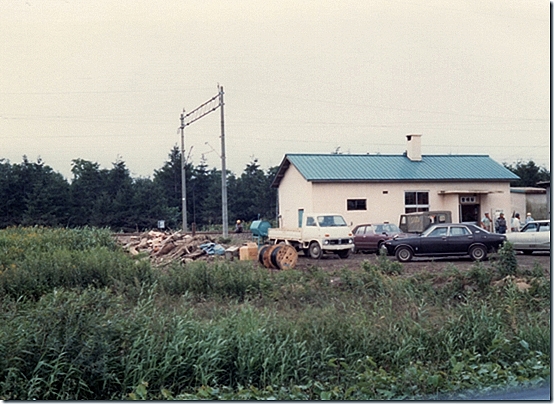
[119,230,222,265]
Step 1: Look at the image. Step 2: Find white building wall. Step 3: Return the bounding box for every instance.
[276,173,513,230]
[277,164,313,228]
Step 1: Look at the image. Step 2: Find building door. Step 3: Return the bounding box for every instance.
[460,204,479,223]
[459,195,479,224]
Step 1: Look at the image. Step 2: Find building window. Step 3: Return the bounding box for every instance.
[404,191,429,213]
[347,199,367,211]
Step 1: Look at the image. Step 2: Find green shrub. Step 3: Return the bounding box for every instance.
[495,242,518,276]
[376,249,404,275]
[467,261,493,292]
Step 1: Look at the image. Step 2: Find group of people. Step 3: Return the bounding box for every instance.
[481,212,534,234]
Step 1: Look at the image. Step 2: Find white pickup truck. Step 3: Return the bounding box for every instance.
[267,213,354,259]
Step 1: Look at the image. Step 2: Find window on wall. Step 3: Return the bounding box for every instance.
[347,199,367,211]
[404,191,429,213]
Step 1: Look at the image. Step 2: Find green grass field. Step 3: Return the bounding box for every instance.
[0,227,549,400]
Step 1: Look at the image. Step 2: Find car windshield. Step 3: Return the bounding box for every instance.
[317,215,347,227]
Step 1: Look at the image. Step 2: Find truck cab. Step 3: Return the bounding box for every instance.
[268,213,353,259]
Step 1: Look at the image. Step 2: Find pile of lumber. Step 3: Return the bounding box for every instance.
[118,230,224,265]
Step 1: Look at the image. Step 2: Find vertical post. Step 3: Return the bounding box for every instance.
[219,85,228,237]
[180,112,188,232]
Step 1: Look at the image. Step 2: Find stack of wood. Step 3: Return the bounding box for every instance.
[119,230,221,264]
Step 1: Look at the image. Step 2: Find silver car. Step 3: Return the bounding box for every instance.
[506,220,550,254]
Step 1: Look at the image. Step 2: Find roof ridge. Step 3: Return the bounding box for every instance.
[285,153,490,157]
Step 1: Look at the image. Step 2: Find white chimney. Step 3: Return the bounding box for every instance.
[406,134,422,161]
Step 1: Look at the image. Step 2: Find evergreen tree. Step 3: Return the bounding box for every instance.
[69,159,110,227]
[105,159,134,230]
[229,158,277,224]
[504,160,550,187]
[23,164,71,227]
[0,159,20,227]
[128,177,178,231]
[153,145,194,217]
[0,157,70,227]
[189,157,221,228]
[0,148,280,232]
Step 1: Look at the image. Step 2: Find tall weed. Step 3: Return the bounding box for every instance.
[0,227,549,400]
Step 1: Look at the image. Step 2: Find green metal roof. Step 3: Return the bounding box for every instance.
[271,153,519,188]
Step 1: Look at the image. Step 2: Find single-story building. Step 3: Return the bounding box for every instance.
[270,134,520,229]
[535,181,550,219]
[510,187,548,221]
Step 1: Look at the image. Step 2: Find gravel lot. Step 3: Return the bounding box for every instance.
[292,249,551,276]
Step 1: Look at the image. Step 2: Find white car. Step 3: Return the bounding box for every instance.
[506,220,550,254]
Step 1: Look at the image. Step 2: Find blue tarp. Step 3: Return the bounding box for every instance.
[199,242,225,256]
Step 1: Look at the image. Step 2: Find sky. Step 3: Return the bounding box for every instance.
[0,0,550,180]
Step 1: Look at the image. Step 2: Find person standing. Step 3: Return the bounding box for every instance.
[481,212,492,231]
[495,212,507,234]
[511,213,521,232]
[525,212,535,224]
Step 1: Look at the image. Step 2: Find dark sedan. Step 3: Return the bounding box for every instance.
[383,223,506,262]
[353,223,407,253]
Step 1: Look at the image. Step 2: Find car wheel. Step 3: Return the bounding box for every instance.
[337,249,350,259]
[395,246,413,262]
[377,241,387,256]
[309,242,323,259]
[469,245,487,261]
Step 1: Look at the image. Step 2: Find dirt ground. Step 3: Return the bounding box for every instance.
[226,232,550,276]
[115,231,550,277]
[293,249,551,276]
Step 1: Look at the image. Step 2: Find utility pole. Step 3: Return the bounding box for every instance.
[179,112,188,232]
[219,85,228,237]
[179,85,227,236]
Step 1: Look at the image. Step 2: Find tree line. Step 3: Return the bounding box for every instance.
[0,149,549,232]
[0,146,278,231]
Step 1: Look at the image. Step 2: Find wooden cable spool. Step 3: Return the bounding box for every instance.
[270,244,298,270]
[262,245,280,269]
[258,245,270,265]
[258,243,298,270]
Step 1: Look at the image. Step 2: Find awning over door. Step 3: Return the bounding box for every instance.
[437,190,503,195]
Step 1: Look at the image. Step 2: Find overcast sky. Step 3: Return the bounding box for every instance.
[0,0,550,180]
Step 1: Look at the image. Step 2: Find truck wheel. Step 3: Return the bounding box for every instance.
[395,246,413,262]
[337,249,350,259]
[309,242,323,259]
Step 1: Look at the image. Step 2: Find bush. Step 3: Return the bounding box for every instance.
[467,261,493,292]
[0,227,155,300]
[495,242,518,276]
